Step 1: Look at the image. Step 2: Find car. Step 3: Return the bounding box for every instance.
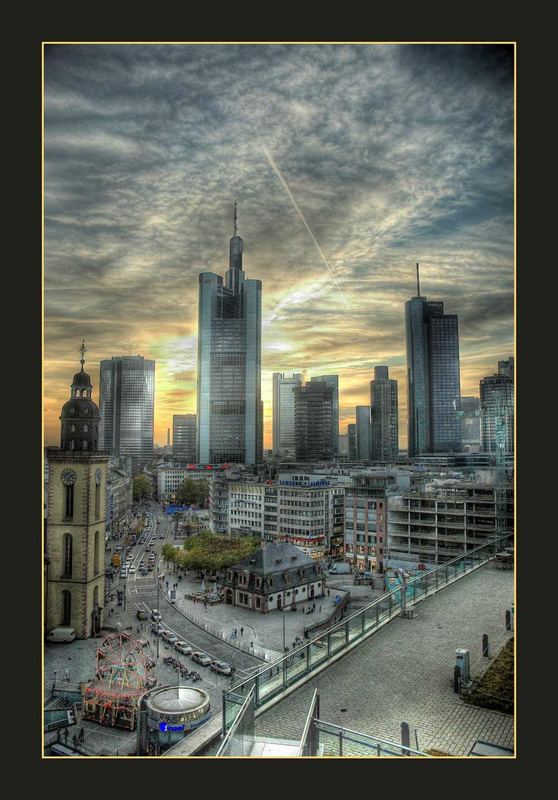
[175,642,192,655]
[151,624,163,635]
[159,535,164,539]
[191,652,212,667]
[166,634,178,644]
[210,660,234,676]
[129,566,136,574]
[161,630,174,641]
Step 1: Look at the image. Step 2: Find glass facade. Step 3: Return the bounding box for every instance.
[99,356,155,464]
[405,296,461,455]
[173,414,197,463]
[355,406,371,461]
[370,366,399,460]
[273,372,303,456]
[294,383,334,462]
[310,375,339,454]
[196,218,262,465]
[480,374,514,454]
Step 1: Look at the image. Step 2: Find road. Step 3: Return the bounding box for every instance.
[115,502,262,682]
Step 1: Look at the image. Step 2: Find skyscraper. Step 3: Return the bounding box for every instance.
[99,355,155,469]
[405,264,462,456]
[355,405,371,461]
[460,396,481,453]
[498,356,515,382]
[173,414,197,463]
[294,382,334,461]
[370,365,399,461]
[196,203,263,465]
[310,375,339,455]
[272,372,303,457]
[480,372,514,454]
[347,424,358,461]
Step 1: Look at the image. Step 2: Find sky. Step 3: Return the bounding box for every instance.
[44,43,514,449]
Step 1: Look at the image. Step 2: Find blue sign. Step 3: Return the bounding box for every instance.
[159,721,185,733]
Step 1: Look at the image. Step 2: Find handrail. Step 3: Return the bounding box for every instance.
[314,719,427,756]
[224,533,513,710]
[216,686,255,756]
[296,689,319,756]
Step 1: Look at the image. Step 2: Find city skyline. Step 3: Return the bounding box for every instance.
[44,44,514,449]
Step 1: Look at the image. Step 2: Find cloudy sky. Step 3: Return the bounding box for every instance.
[44,43,514,448]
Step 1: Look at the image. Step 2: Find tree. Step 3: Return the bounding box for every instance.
[175,478,210,507]
[133,474,152,502]
[164,532,260,578]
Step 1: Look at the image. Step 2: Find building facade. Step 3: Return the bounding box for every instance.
[370,366,399,461]
[156,463,227,501]
[223,542,325,613]
[405,268,462,456]
[99,355,155,470]
[294,382,334,462]
[460,396,481,453]
[46,346,109,638]
[347,424,357,461]
[355,405,371,462]
[272,372,303,457]
[387,482,514,567]
[196,204,263,465]
[344,480,387,574]
[309,375,339,455]
[173,414,197,463]
[480,374,514,454]
[106,464,133,535]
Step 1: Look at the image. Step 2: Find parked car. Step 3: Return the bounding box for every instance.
[166,634,178,645]
[47,626,76,643]
[175,642,192,655]
[151,609,161,622]
[210,660,234,676]
[191,652,212,667]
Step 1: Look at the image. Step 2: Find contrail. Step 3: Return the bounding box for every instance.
[261,144,348,306]
[232,87,348,306]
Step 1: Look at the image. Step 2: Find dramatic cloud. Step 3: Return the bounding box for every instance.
[44,44,514,448]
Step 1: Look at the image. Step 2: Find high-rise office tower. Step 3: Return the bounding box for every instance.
[370,366,399,461]
[173,414,197,463]
[310,375,339,455]
[498,357,515,383]
[196,203,263,465]
[405,264,462,456]
[294,382,334,461]
[99,355,155,468]
[272,372,303,457]
[347,424,357,461]
[355,406,371,461]
[480,372,514,454]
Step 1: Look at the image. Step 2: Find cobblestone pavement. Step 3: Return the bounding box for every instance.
[255,564,514,756]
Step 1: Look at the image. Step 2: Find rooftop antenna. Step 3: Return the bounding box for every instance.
[416,263,421,297]
[79,338,87,371]
[233,200,238,236]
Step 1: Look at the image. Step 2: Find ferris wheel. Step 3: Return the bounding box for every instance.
[95,631,149,691]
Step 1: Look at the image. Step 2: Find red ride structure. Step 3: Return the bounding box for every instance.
[82,632,153,730]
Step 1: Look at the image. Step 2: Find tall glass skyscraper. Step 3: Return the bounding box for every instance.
[196,204,263,465]
[272,372,303,457]
[173,414,197,463]
[480,371,514,454]
[370,366,399,460]
[405,265,462,456]
[294,382,334,461]
[310,375,339,455]
[99,355,155,466]
[355,405,371,461]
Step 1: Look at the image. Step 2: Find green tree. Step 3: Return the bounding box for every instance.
[165,532,259,578]
[133,474,152,502]
[175,478,210,507]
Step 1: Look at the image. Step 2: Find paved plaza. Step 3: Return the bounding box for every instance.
[254,563,515,756]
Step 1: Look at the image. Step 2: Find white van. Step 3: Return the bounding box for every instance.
[47,627,76,643]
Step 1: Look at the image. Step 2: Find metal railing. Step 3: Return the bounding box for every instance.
[310,720,427,757]
[222,533,512,730]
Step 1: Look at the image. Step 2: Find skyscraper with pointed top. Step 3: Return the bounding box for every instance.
[405,263,462,456]
[197,203,263,464]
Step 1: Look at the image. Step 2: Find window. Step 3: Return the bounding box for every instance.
[63,533,73,577]
[94,531,100,575]
[95,483,101,520]
[62,590,72,626]
[65,484,74,519]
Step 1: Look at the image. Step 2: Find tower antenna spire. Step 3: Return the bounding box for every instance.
[80,338,87,371]
[416,262,421,297]
[233,200,238,236]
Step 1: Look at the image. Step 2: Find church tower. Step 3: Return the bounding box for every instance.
[46,342,109,639]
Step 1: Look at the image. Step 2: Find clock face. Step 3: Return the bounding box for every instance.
[95,468,102,485]
[61,469,77,486]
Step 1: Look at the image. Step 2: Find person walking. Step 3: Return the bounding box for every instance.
[240,626,244,636]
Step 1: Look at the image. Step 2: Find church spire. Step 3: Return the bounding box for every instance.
[80,338,87,372]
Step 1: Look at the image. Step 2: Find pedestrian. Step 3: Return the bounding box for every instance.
[64,669,69,681]
[327,589,330,597]
[319,605,322,613]
[73,734,78,748]
[79,727,85,743]
[63,728,69,744]
[240,626,244,636]
[234,628,237,637]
